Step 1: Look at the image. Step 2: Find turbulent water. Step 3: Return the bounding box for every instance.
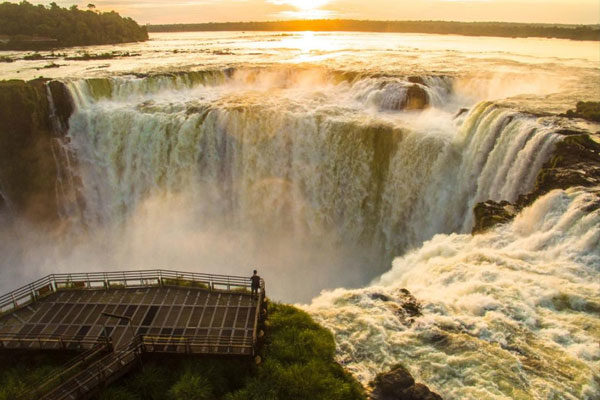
[309,187,600,399]
[1,32,599,399]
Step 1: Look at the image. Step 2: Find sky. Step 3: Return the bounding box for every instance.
[16,0,600,25]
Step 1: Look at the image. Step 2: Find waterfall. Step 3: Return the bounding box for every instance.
[60,71,559,261]
[308,187,600,399]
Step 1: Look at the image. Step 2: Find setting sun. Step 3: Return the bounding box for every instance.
[284,0,331,10]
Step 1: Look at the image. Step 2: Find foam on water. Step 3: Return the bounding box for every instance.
[307,187,600,399]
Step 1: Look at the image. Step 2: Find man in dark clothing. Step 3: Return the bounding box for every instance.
[250,270,261,299]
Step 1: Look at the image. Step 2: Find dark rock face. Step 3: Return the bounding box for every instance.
[0,79,74,226]
[370,289,423,326]
[563,101,600,123]
[403,85,429,110]
[472,200,518,234]
[369,365,443,400]
[472,131,600,233]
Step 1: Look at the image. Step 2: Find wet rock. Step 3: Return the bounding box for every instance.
[407,76,426,86]
[0,79,75,226]
[371,293,391,302]
[47,80,74,131]
[397,289,423,318]
[454,108,469,118]
[472,200,518,234]
[403,84,429,110]
[369,365,443,400]
[562,101,600,123]
[472,130,600,233]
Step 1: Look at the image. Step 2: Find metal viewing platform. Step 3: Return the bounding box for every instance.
[0,270,266,400]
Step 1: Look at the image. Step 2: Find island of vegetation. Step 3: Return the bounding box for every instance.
[148,20,600,41]
[0,1,148,50]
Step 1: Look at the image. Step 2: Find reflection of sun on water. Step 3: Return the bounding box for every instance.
[299,31,317,52]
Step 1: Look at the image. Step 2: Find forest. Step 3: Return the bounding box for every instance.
[0,1,148,50]
[149,20,600,41]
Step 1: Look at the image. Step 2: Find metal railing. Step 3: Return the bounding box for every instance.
[0,333,109,350]
[141,334,254,354]
[41,341,142,400]
[0,269,265,316]
[38,331,259,400]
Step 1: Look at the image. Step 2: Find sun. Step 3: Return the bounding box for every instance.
[285,0,331,11]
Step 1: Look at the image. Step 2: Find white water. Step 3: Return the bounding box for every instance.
[308,187,600,399]
[41,68,561,300]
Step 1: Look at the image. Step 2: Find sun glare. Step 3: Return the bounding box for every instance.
[286,0,330,11]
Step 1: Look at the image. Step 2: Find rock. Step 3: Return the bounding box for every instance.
[472,200,518,234]
[369,365,443,400]
[371,289,423,326]
[472,130,600,234]
[407,76,426,86]
[404,384,443,400]
[371,293,391,302]
[562,101,600,123]
[454,108,469,118]
[47,80,74,131]
[0,79,75,226]
[371,365,415,397]
[403,84,429,110]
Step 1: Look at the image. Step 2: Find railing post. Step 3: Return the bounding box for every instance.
[31,283,37,302]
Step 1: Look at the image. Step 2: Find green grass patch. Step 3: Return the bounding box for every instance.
[0,350,76,400]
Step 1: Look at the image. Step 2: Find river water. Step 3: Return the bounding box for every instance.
[0,32,599,399]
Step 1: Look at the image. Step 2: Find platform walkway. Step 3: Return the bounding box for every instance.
[0,270,266,400]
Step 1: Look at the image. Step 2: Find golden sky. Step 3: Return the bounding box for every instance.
[23,0,600,24]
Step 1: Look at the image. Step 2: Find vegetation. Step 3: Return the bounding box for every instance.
[0,304,365,400]
[94,303,365,400]
[0,1,148,50]
[0,350,74,400]
[565,101,600,122]
[149,19,600,41]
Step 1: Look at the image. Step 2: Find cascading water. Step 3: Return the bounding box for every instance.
[58,69,561,288]
[308,187,600,400]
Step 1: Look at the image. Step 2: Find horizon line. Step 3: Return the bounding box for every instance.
[146,18,600,28]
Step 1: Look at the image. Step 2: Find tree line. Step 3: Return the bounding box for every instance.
[149,20,600,41]
[0,1,148,49]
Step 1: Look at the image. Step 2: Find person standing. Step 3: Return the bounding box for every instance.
[250,270,261,299]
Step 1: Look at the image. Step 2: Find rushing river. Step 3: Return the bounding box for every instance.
[0,32,599,399]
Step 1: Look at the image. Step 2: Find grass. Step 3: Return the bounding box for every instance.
[0,351,75,400]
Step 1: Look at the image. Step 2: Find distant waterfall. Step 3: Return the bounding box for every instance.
[60,69,560,265]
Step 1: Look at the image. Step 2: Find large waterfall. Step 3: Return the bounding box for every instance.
[44,68,562,300]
